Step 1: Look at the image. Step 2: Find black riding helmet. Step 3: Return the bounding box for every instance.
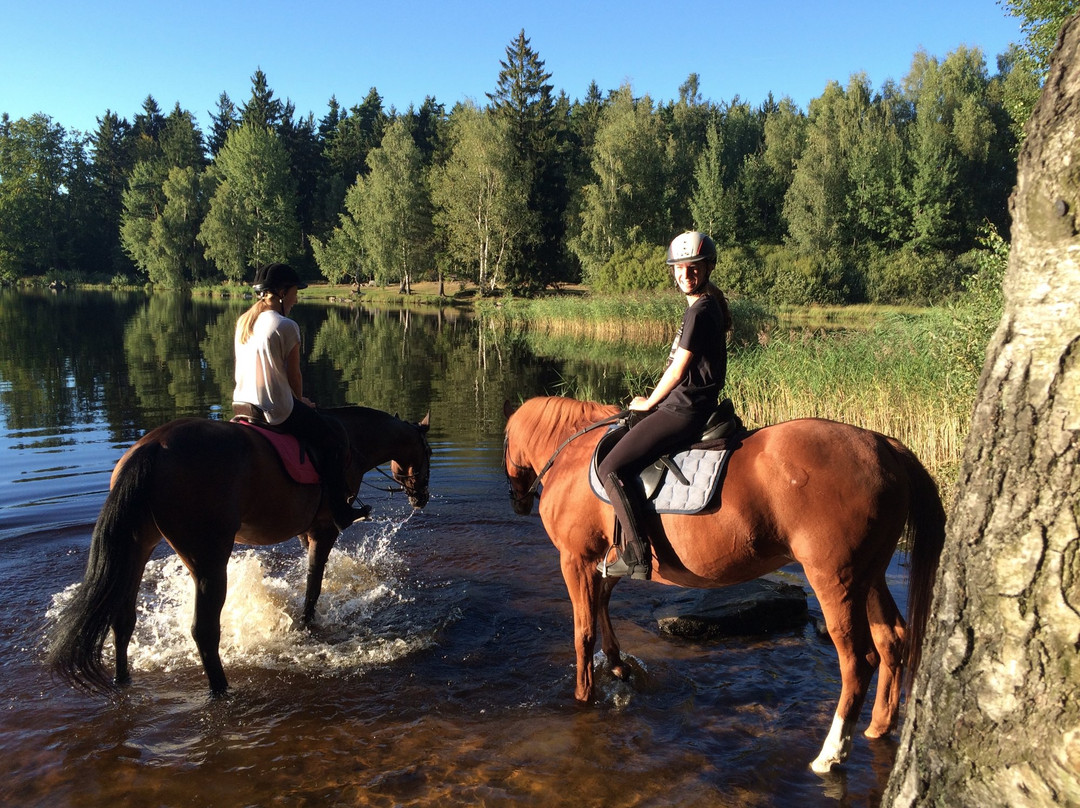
[253,263,308,297]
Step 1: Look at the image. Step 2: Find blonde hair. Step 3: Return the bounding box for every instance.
[236,293,282,344]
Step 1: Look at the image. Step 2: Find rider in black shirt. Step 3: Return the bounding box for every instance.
[598,232,732,579]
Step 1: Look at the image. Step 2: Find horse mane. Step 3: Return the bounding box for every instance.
[510,396,620,445]
[324,404,394,422]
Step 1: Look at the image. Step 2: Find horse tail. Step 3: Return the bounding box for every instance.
[892,440,947,687]
[47,442,160,693]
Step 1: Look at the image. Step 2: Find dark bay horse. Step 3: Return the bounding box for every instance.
[503,396,945,773]
[49,406,431,696]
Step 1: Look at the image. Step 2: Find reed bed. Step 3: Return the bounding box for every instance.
[487,295,982,488]
[483,293,683,343]
[730,315,976,487]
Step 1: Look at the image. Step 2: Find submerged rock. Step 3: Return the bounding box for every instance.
[654,579,808,640]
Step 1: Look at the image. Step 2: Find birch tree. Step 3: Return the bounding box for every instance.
[885,14,1080,805]
[430,102,530,291]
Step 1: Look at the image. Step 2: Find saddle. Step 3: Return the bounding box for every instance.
[231,405,321,485]
[589,399,743,515]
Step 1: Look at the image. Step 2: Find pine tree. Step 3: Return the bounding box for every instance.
[240,68,285,130]
[323,88,387,217]
[208,92,239,156]
[88,110,135,275]
[487,30,571,292]
[159,104,205,169]
[131,96,165,164]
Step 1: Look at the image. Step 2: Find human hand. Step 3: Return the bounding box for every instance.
[628,396,652,411]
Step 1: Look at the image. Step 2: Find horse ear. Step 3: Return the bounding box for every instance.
[418,412,430,430]
[503,400,517,420]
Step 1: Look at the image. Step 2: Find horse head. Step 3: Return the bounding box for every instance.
[503,400,538,515]
[391,413,431,509]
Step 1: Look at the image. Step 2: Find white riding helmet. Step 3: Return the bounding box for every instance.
[666,231,717,265]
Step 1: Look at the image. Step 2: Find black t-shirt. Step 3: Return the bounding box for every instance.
[658,294,727,417]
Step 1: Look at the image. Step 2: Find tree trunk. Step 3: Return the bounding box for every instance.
[885,14,1080,807]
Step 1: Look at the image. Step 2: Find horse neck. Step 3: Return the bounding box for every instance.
[514,397,616,471]
[335,407,418,469]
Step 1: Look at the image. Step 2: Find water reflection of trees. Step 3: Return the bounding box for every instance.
[0,292,641,445]
[124,294,244,419]
[0,290,146,437]
[307,305,578,442]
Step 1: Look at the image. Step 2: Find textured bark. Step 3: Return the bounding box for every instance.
[885,13,1080,807]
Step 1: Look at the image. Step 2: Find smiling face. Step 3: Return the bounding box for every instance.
[672,260,709,296]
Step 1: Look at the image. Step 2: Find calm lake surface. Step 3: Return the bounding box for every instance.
[0,289,907,807]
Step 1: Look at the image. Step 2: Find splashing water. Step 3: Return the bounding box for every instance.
[49,520,437,679]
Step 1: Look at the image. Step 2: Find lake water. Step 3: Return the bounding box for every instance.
[0,289,906,807]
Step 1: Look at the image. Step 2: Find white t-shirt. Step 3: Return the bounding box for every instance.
[233,310,301,425]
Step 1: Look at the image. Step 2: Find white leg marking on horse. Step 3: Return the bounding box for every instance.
[810,712,854,774]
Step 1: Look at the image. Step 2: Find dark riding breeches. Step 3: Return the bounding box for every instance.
[597,407,705,549]
[279,398,345,474]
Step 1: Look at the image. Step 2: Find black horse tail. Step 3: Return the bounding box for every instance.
[47,442,160,693]
[893,440,947,688]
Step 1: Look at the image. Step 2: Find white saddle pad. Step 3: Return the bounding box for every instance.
[589,446,731,515]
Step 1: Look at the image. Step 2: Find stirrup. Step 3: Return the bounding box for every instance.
[332,500,367,532]
[598,544,650,580]
[347,495,372,520]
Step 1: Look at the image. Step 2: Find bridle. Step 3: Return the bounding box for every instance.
[503,436,537,509]
[360,427,432,503]
[395,428,432,503]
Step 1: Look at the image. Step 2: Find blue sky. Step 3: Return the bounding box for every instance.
[2,0,1023,135]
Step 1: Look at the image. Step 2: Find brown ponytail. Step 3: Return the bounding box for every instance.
[703,281,733,335]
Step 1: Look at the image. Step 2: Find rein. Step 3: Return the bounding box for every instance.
[524,410,628,496]
[361,465,408,493]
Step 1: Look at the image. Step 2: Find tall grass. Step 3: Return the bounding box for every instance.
[481,293,774,347]
[484,292,988,487]
[481,292,685,343]
[729,313,976,485]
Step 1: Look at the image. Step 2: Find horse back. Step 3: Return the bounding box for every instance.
[113,417,249,486]
[111,418,320,546]
[644,418,912,585]
[726,419,913,563]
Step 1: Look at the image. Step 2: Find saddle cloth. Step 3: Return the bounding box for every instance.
[589,425,734,515]
[233,418,320,485]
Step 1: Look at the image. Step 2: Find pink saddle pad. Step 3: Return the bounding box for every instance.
[235,419,320,485]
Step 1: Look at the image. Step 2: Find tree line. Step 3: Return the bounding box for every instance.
[0,26,1046,304]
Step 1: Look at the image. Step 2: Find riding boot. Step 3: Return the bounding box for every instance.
[598,472,652,580]
[320,446,362,532]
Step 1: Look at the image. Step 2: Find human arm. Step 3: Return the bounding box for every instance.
[285,343,316,407]
[629,347,693,411]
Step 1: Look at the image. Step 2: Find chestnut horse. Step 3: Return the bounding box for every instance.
[503,396,944,773]
[49,406,431,696]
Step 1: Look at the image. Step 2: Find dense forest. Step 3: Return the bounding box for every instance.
[0,5,1064,304]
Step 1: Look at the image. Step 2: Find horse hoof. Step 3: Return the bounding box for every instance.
[610,663,628,681]
[811,757,840,775]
